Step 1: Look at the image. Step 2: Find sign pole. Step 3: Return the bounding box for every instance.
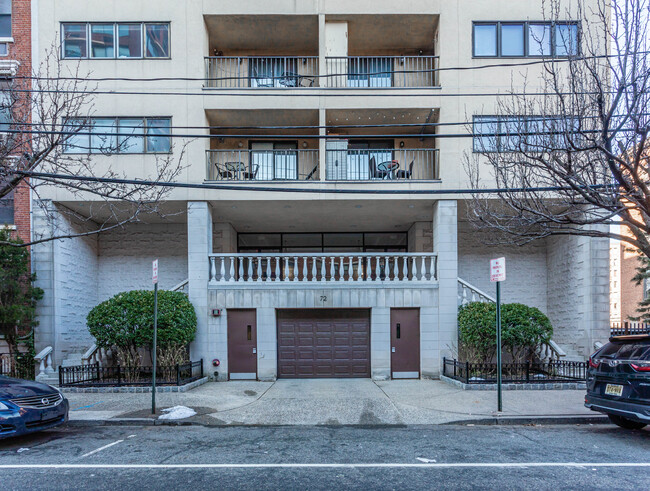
[490,257,506,414]
[152,259,159,415]
[496,281,502,412]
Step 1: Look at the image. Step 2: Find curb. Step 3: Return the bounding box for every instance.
[443,415,609,426]
[68,414,610,428]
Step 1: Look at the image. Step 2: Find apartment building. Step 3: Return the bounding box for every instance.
[0,0,31,244]
[32,0,610,381]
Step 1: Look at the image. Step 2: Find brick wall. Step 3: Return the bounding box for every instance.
[9,1,32,245]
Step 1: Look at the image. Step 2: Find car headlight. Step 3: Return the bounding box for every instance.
[0,401,11,411]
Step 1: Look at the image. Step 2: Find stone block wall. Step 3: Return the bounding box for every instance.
[97,223,188,299]
[458,219,548,312]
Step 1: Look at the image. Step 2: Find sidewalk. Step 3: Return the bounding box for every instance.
[65,379,605,426]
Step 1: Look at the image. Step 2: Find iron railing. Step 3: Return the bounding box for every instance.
[59,360,203,387]
[325,148,439,181]
[325,56,439,88]
[611,321,650,336]
[205,56,319,88]
[0,351,35,380]
[442,358,587,384]
[206,149,319,181]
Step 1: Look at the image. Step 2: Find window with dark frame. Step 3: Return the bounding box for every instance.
[0,189,13,225]
[237,232,408,253]
[473,21,579,58]
[0,0,11,39]
[62,22,170,59]
[63,117,171,154]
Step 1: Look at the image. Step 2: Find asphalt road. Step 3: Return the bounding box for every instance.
[0,423,649,490]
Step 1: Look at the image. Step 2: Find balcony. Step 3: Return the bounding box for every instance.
[205,56,319,88]
[206,149,319,181]
[208,253,438,286]
[325,148,439,181]
[325,56,439,88]
[204,55,439,89]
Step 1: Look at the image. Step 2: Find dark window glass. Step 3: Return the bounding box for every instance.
[474,24,497,56]
[0,0,10,38]
[238,234,281,248]
[118,24,142,58]
[364,233,407,247]
[90,24,114,58]
[500,24,525,56]
[0,189,13,225]
[145,24,169,58]
[63,24,87,58]
[283,234,322,249]
[0,84,11,132]
[323,233,363,248]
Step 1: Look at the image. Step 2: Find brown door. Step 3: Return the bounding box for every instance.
[228,309,257,380]
[391,308,420,379]
[277,309,370,378]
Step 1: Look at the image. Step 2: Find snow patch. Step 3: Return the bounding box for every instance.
[158,406,197,420]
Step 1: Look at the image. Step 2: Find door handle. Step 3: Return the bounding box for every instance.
[391,347,395,353]
[253,348,257,354]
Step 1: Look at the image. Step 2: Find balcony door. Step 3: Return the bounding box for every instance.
[250,58,298,88]
[347,140,393,180]
[348,58,392,88]
[251,142,298,180]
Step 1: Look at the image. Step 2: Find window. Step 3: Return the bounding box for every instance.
[249,58,298,87]
[250,141,298,180]
[0,79,12,132]
[237,232,408,253]
[348,58,392,87]
[64,117,171,154]
[62,23,170,59]
[0,189,13,225]
[0,0,10,39]
[473,21,579,58]
[473,115,578,153]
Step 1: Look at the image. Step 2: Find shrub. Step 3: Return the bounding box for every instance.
[86,290,197,367]
[458,301,553,363]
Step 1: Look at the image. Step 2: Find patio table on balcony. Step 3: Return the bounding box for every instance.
[377,160,400,179]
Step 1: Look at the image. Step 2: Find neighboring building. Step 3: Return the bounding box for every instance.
[0,0,31,244]
[32,1,609,380]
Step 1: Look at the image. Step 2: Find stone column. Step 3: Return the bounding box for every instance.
[187,202,213,377]
[432,200,458,376]
[370,307,391,380]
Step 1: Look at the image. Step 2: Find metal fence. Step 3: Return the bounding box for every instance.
[0,351,35,380]
[325,56,439,88]
[206,149,319,181]
[59,360,203,387]
[325,148,439,181]
[442,358,587,384]
[611,321,650,336]
[205,56,319,88]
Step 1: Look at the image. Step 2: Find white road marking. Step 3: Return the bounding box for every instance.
[80,440,124,458]
[2,462,650,470]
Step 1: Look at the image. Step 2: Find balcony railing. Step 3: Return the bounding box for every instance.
[325,148,439,181]
[206,149,319,181]
[204,55,439,89]
[325,56,439,88]
[208,253,438,285]
[205,56,319,88]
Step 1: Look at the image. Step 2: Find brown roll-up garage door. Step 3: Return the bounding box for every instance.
[277,309,370,378]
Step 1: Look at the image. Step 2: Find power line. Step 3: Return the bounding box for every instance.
[18,170,610,195]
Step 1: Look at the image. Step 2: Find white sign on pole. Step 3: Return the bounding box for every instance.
[152,259,159,284]
[490,257,506,282]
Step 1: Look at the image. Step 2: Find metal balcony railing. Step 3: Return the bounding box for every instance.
[204,56,319,88]
[325,148,439,181]
[325,56,439,88]
[208,253,438,284]
[206,149,319,181]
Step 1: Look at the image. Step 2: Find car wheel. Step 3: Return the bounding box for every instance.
[608,414,647,430]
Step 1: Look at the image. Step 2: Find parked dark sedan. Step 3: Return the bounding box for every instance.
[585,334,650,429]
[0,376,69,439]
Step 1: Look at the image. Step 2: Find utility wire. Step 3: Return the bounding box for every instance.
[18,170,610,195]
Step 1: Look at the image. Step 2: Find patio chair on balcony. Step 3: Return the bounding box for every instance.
[215,163,234,180]
[244,164,259,180]
[396,160,414,179]
[368,157,389,179]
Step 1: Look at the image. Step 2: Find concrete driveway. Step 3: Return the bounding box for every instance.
[66,379,594,425]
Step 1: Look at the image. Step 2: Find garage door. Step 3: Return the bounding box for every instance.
[277,309,370,378]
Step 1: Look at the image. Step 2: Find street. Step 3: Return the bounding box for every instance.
[0,424,648,490]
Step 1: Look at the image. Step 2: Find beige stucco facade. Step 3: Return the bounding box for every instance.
[32,0,610,380]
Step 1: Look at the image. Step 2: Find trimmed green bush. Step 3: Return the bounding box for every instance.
[458,302,553,363]
[86,290,197,366]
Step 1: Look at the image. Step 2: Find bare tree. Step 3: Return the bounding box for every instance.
[466,0,650,258]
[0,46,188,247]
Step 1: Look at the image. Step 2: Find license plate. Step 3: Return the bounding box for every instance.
[605,384,624,397]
